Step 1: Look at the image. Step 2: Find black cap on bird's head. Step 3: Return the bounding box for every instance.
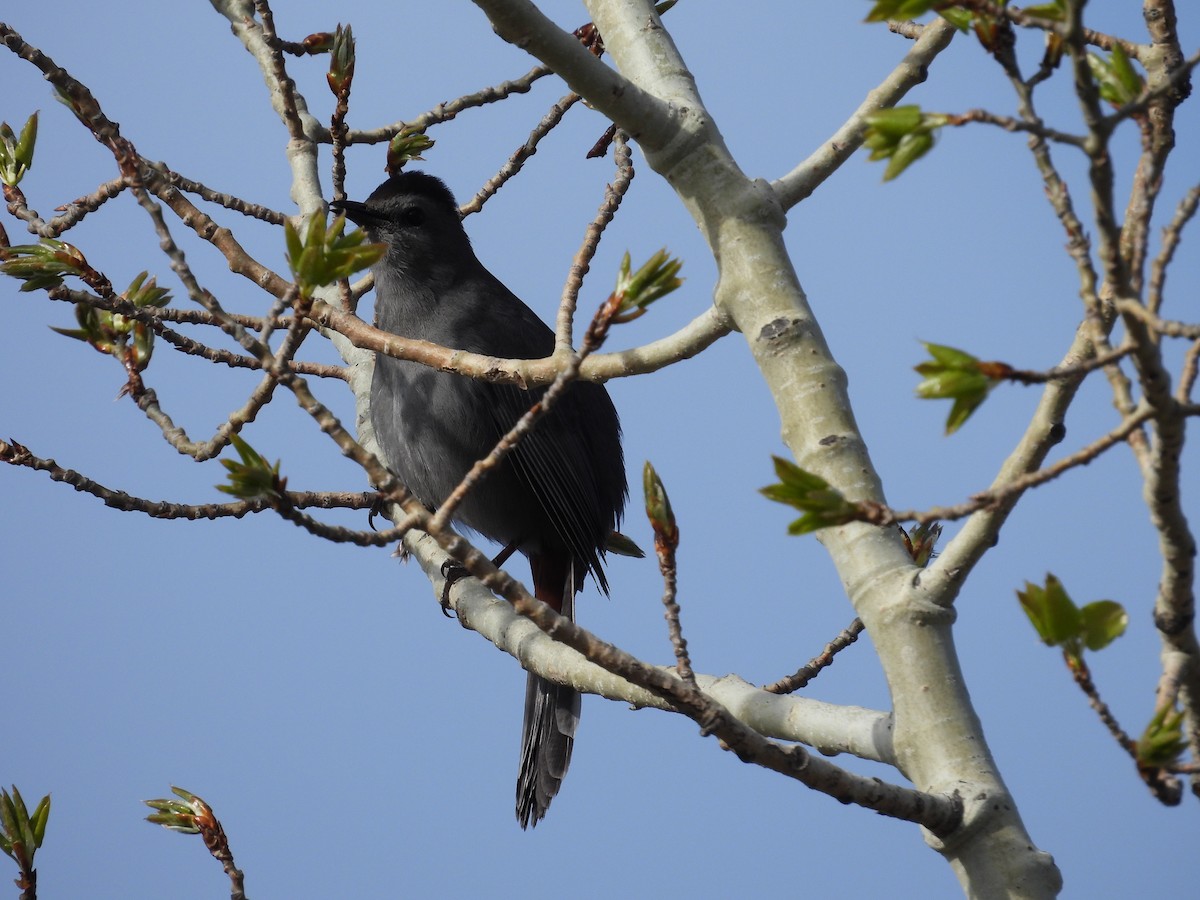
[332,171,458,229]
[331,171,473,276]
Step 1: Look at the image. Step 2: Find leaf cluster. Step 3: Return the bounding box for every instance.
[285,213,384,298]
[1138,706,1187,769]
[49,272,171,371]
[0,112,38,186]
[144,785,208,834]
[0,786,50,874]
[863,105,948,181]
[0,238,88,293]
[612,249,684,324]
[760,456,861,535]
[386,128,435,174]
[643,460,679,549]
[914,341,1008,434]
[1017,574,1127,663]
[326,23,355,95]
[216,434,285,500]
[1088,44,1145,107]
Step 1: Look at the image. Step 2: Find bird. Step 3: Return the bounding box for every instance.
[333,171,628,827]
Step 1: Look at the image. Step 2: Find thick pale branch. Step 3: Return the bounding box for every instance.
[455,3,1057,889]
[210,0,325,215]
[399,532,955,828]
[433,556,896,762]
[471,0,678,150]
[308,299,731,383]
[772,19,957,208]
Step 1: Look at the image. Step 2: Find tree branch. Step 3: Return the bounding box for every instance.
[772,18,957,208]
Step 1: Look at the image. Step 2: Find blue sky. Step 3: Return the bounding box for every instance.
[2,2,1197,897]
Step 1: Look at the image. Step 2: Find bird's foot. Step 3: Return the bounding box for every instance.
[438,542,521,617]
[367,492,387,530]
[439,559,469,617]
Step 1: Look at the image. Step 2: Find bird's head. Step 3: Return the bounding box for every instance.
[332,171,474,285]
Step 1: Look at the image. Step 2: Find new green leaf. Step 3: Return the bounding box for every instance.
[0,786,50,871]
[1018,574,1082,649]
[643,460,679,549]
[1088,44,1144,107]
[217,434,284,500]
[386,128,435,173]
[1080,599,1128,651]
[863,106,948,181]
[0,111,38,185]
[1018,574,1128,662]
[864,0,939,23]
[761,456,859,535]
[0,238,88,292]
[914,342,996,434]
[613,249,684,323]
[1136,706,1186,768]
[286,213,384,298]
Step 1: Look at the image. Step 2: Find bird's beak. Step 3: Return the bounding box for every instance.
[329,199,375,226]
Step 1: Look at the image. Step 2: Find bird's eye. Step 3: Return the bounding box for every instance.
[399,206,426,227]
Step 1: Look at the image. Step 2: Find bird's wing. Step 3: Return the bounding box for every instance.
[488,382,611,593]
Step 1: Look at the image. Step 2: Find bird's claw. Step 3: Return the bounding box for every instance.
[367,492,388,530]
[439,559,469,617]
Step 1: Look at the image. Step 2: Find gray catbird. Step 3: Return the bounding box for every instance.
[334,172,627,828]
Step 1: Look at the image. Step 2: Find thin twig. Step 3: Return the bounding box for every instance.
[35,176,128,235]
[1117,300,1200,340]
[47,286,292,331]
[645,463,691,683]
[337,65,553,144]
[148,162,287,225]
[328,50,352,201]
[430,337,594,531]
[763,619,866,695]
[0,438,375,518]
[872,407,1156,526]
[1149,182,1200,317]
[997,343,1134,384]
[1065,651,1182,805]
[458,92,582,217]
[130,312,344,379]
[957,0,1126,53]
[944,108,1086,146]
[1178,340,1200,404]
[555,131,634,352]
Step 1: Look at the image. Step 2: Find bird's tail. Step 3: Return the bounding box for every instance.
[516,556,581,829]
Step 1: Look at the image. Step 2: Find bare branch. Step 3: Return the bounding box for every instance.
[307,298,733,384]
[764,619,865,695]
[555,131,635,352]
[0,438,374,520]
[338,64,554,144]
[424,534,959,833]
[905,407,1154,531]
[772,18,957,208]
[1148,182,1200,316]
[458,93,582,217]
[148,162,287,226]
[471,0,676,152]
[944,108,1086,146]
